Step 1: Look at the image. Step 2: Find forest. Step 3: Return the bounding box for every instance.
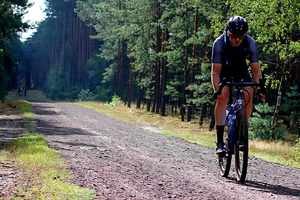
[1,0,299,141]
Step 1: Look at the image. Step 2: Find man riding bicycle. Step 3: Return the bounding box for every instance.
[211,16,264,154]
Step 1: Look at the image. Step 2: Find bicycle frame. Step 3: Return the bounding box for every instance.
[226,87,245,153]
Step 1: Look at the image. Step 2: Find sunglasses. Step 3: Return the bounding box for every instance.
[228,32,244,40]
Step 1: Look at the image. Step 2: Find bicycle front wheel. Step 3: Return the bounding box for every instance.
[218,128,232,177]
[218,152,232,177]
[234,110,249,183]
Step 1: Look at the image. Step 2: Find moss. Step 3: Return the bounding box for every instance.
[8,133,96,200]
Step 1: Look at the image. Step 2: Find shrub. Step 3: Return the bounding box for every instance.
[94,86,112,101]
[45,68,64,99]
[272,124,288,140]
[0,64,8,102]
[249,115,273,140]
[77,89,96,101]
[282,85,300,134]
[46,68,83,100]
[108,95,121,107]
[249,103,287,140]
[294,139,300,162]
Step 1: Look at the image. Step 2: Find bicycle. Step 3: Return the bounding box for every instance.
[215,80,259,183]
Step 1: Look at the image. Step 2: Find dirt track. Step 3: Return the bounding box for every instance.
[4,102,300,200]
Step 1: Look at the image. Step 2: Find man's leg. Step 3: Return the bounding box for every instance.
[238,87,254,147]
[215,87,229,153]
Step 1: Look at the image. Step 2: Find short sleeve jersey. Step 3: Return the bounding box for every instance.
[211,33,258,79]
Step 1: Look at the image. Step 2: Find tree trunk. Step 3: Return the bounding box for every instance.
[147,99,151,112]
[272,73,284,132]
[192,9,200,80]
[136,90,142,109]
[199,105,206,126]
[209,105,215,131]
[180,6,190,121]
[127,66,132,108]
[151,0,162,114]
[160,31,168,116]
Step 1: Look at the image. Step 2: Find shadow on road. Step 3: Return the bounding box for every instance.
[225,176,300,198]
[33,103,99,139]
[0,101,98,150]
[245,179,300,198]
[32,104,59,116]
[32,103,107,154]
[0,118,28,147]
[36,120,98,137]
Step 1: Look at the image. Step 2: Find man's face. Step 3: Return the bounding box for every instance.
[228,32,244,47]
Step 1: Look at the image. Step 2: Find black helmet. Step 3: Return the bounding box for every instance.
[226,16,248,37]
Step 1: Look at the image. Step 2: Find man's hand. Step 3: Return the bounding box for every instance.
[257,92,266,103]
[255,79,266,102]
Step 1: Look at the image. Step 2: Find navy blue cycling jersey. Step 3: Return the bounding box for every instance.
[212,33,258,80]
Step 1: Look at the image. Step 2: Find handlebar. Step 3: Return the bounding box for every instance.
[214,81,260,98]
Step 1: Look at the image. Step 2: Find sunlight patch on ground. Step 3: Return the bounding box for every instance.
[142,126,162,134]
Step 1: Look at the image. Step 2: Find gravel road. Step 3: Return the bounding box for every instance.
[30,102,300,200]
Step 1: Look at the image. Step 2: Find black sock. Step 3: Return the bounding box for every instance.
[216,125,225,145]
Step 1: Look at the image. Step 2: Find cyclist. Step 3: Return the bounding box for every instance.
[211,16,264,154]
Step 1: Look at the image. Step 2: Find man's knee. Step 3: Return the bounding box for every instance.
[244,88,254,106]
[216,88,229,106]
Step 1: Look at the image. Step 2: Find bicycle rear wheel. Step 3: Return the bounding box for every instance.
[234,110,248,183]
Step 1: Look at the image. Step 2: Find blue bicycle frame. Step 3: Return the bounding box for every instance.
[226,88,244,153]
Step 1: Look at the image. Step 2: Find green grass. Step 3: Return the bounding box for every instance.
[8,133,96,200]
[0,150,8,161]
[250,140,300,168]
[78,101,300,169]
[0,100,95,200]
[16,100,33,119]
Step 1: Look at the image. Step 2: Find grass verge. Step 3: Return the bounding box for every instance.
[0,100,95,200]
[15,100,34,119]
[78,101,300,169]
[8,133,95,200]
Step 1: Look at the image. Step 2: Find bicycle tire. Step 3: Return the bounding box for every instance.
[218,128,232,177]
[235,109,249,183]
[218,151,232,177]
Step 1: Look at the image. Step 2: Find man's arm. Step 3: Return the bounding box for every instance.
[248,36,262,83]
[251,62,266,101]
[211,37,223,92]
[211,63,222,92]
[250,63,262,83]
